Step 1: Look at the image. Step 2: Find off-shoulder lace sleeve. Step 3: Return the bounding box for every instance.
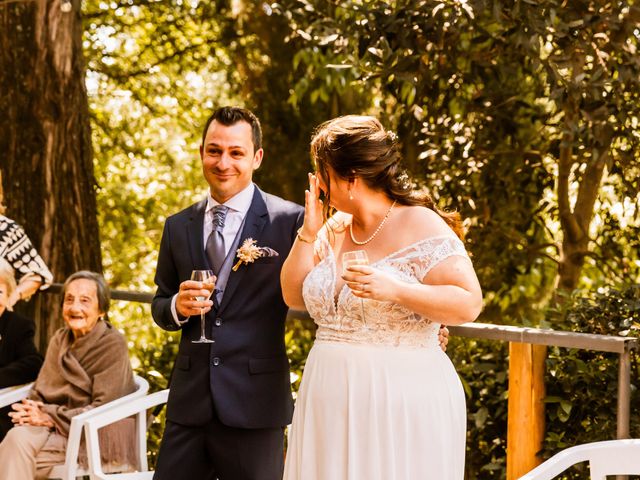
[403,236,469,281]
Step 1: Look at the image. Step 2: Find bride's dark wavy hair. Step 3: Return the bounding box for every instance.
[310,115,463,240]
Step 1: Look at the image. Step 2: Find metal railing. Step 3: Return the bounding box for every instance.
[48,284,639,439]
[448,322,638,440]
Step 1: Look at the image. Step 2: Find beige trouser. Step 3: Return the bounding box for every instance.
[0,425,66,480]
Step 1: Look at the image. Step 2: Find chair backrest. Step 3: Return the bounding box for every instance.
[588,440,640,479]
[519,439,640,480]
[49,374,150,480]
[84,389,170,480]
[0,376,150,480]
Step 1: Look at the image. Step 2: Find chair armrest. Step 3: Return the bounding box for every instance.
[517,441,610,479]
[518,452,588,480]
[519,439,640,479]
[61,375,150,480]
[0,383,33,408]
[84,389,170,478]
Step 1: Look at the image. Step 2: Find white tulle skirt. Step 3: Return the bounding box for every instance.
[283,341,466,480]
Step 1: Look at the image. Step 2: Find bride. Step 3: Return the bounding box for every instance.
[280,115,482,479]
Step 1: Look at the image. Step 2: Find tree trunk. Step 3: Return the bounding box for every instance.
[0,0,101,352]
[557,137,609,292]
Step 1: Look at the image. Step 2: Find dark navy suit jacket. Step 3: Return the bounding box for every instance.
[152,186,304,429]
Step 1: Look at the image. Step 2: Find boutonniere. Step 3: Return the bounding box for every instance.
[232,238,279,271]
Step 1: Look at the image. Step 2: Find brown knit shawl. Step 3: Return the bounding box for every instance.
[28,319,137,470]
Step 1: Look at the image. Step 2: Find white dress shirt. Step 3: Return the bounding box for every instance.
[171,183,255,324]
[203,183,255,257]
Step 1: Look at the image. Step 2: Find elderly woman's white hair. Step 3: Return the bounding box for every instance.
[0,258,17,298]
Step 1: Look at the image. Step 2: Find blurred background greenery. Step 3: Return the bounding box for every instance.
[2,0,639,477]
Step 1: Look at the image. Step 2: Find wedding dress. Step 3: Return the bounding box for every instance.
[283,234,469,480]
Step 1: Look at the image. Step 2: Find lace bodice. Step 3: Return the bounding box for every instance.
[302,235,469,348]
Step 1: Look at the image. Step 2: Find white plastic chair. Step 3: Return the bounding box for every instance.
[518,439,640,479]
[0,383,34,407]
[84,389,169,480]
[0,375,149,480]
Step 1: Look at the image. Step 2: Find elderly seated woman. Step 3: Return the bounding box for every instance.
[0,259,43,441]
[0,271,136,479]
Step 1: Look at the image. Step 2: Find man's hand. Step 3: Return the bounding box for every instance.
[175,279,215,318]
[438,325,450,352]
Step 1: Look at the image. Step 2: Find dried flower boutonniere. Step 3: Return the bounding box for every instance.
[232,238,279,271]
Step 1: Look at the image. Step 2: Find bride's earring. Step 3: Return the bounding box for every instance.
[348,175,356,200]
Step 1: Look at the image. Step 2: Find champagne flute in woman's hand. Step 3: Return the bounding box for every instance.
[342,250,369,328]
[191,270,216,344]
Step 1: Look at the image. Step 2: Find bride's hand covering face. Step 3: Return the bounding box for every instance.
[300,172,324,240]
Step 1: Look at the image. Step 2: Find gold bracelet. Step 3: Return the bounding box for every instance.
[296,228,316,244]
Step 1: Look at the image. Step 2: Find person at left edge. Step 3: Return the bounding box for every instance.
[151,107,304,480]
[0,172,53,308]
[0,258,43,442]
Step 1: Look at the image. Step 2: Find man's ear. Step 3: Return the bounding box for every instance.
[253,148,264,170]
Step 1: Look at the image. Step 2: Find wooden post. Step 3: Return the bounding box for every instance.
[507,342,546,479]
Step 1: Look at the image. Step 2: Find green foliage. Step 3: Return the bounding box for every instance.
[285,316,316,395]
[450,337,509,479]
[76,0,640,474]
[446,284,640,479]
[85,0,237,291]
[543,284,640,478]
[273,0,640,317]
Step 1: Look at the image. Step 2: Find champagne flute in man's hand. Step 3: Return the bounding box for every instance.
[190,270,216,344]
[342,250,369,327]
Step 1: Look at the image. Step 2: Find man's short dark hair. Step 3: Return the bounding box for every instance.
[201,106,263,152]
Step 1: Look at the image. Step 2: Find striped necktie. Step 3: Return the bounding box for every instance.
[205,205,229,275]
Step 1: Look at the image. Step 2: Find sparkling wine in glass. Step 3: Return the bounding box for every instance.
[342,250,369,327]
[191,270,216,344]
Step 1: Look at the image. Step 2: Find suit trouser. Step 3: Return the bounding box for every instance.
[153,414,285,480]
[0,425,66,480]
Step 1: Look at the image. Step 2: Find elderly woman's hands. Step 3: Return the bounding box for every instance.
[9,399,54,428]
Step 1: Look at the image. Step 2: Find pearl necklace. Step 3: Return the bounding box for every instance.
[349,200,397,245]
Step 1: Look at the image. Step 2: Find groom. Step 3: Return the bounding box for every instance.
[152,106,304,480]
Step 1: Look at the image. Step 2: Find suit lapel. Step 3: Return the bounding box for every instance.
[217,188,268,314]
[186,199,208,270]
